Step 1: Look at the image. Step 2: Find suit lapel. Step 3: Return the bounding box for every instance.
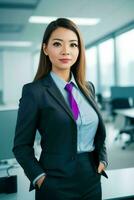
[42,73,102,123]
[42,74,75,121]
[76,81,102,118]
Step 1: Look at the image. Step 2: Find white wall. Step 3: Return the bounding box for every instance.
[0,51,3,91]
[2,51,33,104]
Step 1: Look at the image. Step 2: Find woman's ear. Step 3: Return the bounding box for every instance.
[43,43,48,56]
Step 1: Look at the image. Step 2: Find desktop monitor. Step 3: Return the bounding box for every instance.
[0,109,17,161]
[0,108,41,161]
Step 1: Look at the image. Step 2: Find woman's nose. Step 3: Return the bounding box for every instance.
[61,45,70,55]
[62,52,70,55]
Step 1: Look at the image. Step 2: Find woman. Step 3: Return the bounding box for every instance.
[13,18,108,200]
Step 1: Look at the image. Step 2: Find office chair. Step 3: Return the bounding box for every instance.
[119,125,134,149]
[110,98,131,119]
[114,115,134,149]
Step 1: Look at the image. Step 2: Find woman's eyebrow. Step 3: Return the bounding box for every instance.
[69,40,78,42]
[52,38,78,42]
[52,38,63,41]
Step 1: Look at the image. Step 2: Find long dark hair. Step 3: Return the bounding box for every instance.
[34,18,89,95]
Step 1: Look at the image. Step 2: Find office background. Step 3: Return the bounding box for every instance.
[0,0,134,199]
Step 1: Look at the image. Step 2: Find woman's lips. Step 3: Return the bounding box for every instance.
[59,59,71,63]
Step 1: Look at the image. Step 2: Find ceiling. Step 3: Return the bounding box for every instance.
[0,0,134,51]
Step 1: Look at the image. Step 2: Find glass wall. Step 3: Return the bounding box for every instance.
[98,39,114,97]
[85,47,98,92]
[33,51,40,77]
[116,29,134,85]
[86,25,134,99]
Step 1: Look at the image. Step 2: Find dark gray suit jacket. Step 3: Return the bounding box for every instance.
[13,73,108,191]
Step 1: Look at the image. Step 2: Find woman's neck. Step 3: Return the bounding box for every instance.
[51,69,71,82]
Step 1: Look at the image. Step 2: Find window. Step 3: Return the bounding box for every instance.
[98,39,114,97]
[33,51,40,77]
[85,47,98,92]
[116,29,134,85]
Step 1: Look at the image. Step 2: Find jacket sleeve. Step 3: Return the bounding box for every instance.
[88,82,108,166]
[98,142,108,166]
[12,84,44,183]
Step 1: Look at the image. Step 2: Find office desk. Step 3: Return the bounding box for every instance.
[0,104,18,111]
[114,108,134,118]
[102,168,134,200]
[0,166,35,200]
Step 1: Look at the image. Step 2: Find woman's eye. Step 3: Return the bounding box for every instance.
[53,42,61,47]
[70,43,78,48]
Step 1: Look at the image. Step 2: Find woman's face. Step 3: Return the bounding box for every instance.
[43,27,79,74]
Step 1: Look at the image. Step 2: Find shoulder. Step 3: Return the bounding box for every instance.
[86,81,95,97]
[21,79,44,98]
[23,79,41,89]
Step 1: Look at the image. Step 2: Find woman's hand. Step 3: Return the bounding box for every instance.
[98,162,105,174]
[36,175,46,189]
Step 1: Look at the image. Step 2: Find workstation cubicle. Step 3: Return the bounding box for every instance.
[0,105,41,199]
[110,86,134,149]
[0,106,18,197]
[0,106,17,162]
[110,86,134,108]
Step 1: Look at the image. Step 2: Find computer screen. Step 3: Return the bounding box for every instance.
[0,108,41,161]
[0,109,17,160]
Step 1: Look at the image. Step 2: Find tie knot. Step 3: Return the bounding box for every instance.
[65,83,73,93]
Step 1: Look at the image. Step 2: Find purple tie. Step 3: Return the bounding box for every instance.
[65,83,80,120]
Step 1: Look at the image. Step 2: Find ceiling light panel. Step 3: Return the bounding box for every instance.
[29,16,101,26]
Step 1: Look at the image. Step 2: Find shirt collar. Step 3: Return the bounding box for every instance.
[69,73,78,89]
[50,71,78,89]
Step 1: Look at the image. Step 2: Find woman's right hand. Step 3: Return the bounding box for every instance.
[36,175,46,189]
